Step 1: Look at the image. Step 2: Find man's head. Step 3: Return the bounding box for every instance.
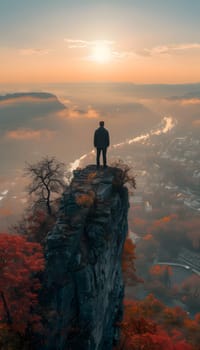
[99,121,104,127]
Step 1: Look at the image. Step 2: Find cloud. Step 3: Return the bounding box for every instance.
[140,43,200,57]
[165,93,200,105]
[65,38,134,62]
[57,105,99,119]
[65,38,200,61]
[17,39,200,62]
[119,42,200,58]
[180,98,200,105]
[19,48,49,55]
[112,50,134,59]
[5,129,55,140]
[64,39,89,48]
[64,39,114,49]
[86,107,99,119]
[192,119,200,126]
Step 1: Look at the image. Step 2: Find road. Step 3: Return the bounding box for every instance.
[156,261,200,276]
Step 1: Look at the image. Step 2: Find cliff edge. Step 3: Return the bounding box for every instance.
[44,165,129,350]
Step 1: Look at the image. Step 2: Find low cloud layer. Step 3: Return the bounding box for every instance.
[139,43,200,57]
[19,48,50,56]
[5,128,55,140]
[58,105,99,119]
[0,85,199,176]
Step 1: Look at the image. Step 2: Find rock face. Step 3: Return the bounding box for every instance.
[44,165,129,350]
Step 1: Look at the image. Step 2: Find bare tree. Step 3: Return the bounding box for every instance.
[25,156,66,216]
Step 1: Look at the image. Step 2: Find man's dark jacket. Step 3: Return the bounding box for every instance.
[94,126,110,148]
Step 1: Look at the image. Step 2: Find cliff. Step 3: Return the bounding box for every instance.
[44,165,129,350]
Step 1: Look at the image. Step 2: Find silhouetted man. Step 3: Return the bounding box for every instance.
[94,121,110,168]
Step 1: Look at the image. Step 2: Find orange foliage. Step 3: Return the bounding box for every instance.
[116,295,200,350]
[0,207,13,217]
[0,233,45,334]
[76,191,95,207]
[185,218,200,249]
[144,234,153,241]
[87,172,97,181]
[14,209,55,245]
[181,275,200,311]
[182,275,200,297]
[136,236,159,264]
[122,238,142,285]
[150,265,172,278]
[133,217,148,233]
[152,214,177,229]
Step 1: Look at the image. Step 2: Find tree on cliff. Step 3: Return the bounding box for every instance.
[111,159,136,191]
[25,156,66,216]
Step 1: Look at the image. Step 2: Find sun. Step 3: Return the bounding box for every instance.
[91,42,112,63]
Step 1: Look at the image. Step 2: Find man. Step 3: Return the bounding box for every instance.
[94,121,110,168]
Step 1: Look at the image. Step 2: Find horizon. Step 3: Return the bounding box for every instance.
[1,81,200,98]
[2,81,200,86]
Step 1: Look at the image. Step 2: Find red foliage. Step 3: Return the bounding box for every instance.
[115,296,200,350]
[150,265,173,278]
[122,238,142,285]
[132,217,148,234]
[0,233,45,334]
[184,218,200,249]
[14,209,55,245]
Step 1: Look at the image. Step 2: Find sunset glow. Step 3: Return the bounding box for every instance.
[0,1,200,84]
[90,42,113,63]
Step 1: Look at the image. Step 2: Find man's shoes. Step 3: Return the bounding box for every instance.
[96,165,108,169]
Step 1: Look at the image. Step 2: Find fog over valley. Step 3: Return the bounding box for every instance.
[0,83,199,230]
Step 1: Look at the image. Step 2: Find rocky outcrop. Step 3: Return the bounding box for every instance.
[44,165,129,350]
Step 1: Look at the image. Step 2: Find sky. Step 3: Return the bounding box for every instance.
[1,0,200,84]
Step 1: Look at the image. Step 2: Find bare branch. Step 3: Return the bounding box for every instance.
[24,156,66,216]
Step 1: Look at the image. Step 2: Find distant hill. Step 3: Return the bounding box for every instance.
[0,92,66,131]
[167,91,200,101]
[0,92,62,101]
[0,92,69,176]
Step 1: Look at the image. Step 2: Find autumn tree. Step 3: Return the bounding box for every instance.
[122,237,142,286]
[149,265,172,287]
[111,159,136,191]
[116,295,200,350]
[12,208,55,246]
[134,234,159,281]
[184,218,200,250]
[0,233,44,348]
[181,275,200,312]
[150,214,186,259]
[25,156,66,216]
[147,265,173,299]
[132,217,149,235]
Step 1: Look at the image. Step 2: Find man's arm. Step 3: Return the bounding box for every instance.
[107,130,110,147]
[94,130,97,147]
